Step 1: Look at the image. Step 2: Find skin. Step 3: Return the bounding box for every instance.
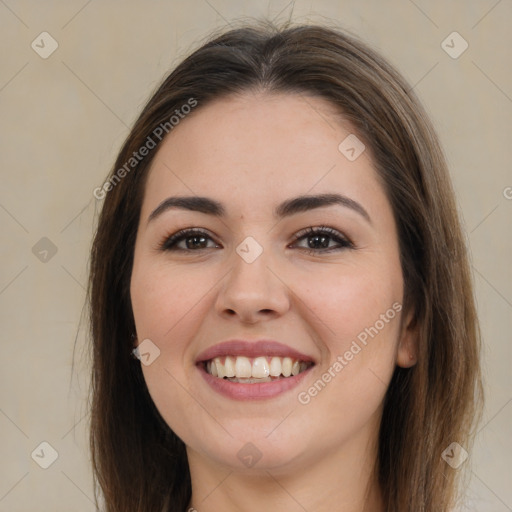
[130,92,418,512]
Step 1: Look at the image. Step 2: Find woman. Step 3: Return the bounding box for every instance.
[88,20,483,512]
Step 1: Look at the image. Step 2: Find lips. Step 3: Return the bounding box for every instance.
[195,339,315,364]
[195,339,315,400]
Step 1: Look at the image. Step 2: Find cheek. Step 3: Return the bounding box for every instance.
[131,258,216,342]
[131,261,220,441]
[299,259,403,352]
[295,259,403,409]
[295,260,402,414]
[130,256,224,374]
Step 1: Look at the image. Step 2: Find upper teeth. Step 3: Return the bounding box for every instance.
[206,356,309,379]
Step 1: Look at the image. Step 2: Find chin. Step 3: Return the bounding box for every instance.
[183,417,316,473]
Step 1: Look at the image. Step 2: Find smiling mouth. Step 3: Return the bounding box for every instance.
[203,355,314,383]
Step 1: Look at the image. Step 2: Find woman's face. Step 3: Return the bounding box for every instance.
[130,92,416,472]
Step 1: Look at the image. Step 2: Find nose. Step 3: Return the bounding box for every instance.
[214,246,290,324]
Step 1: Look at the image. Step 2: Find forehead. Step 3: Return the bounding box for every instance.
[141,92,386,220]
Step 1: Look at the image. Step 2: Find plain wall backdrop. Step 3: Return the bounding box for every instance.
[0,1,510,510]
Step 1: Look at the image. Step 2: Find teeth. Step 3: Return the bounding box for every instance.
[282,357,292,377]
[235,356,252,378]
[252,357,270,378]
[224,356,235,377]
[269,357,282,377]
[206,355,310,380]
[228,377,273,383]
[216,359,226,378]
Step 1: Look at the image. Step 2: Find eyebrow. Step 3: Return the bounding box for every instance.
[147,193,371,224]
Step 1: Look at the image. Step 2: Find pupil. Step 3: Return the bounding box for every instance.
[187,236,207,249]
[309,235,329,249]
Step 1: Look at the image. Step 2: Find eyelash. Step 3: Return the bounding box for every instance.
[159,226,354,255]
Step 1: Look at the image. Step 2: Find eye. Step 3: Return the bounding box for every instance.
[159,226,354,254]
[290,226,354,254]
[159,228,220,252]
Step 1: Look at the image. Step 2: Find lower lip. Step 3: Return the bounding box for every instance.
[197,363,313,400]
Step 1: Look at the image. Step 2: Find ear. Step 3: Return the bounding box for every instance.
[396,308,419,368]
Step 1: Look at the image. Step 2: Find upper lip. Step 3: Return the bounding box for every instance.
[195,340,315,364]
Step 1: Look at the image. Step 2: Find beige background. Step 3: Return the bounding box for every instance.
[0,1,510,511]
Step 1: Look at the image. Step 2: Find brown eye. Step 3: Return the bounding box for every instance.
[291,226,354,254]
[160,229,220,251]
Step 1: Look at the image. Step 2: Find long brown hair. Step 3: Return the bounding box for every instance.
[88,19,483,511]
